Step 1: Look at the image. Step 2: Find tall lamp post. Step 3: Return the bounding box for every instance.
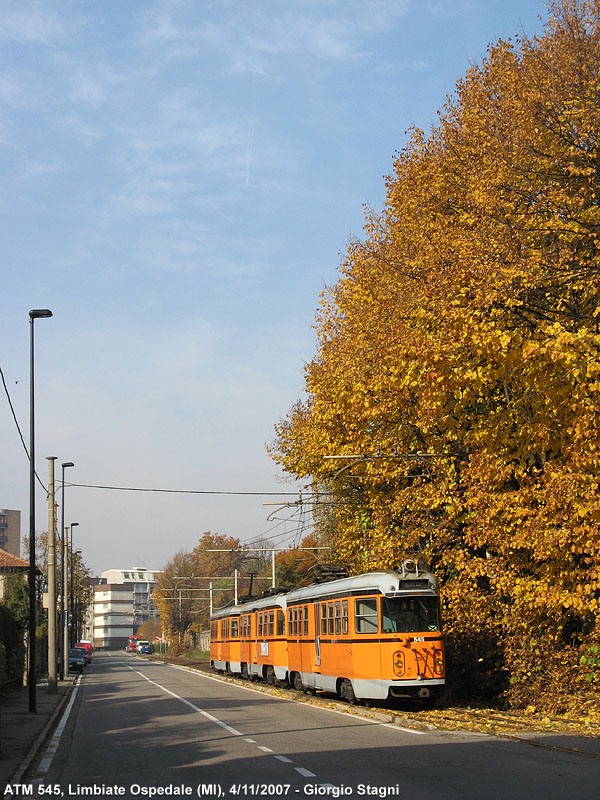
[69,523,79,646]
[28,308,53,713]
[59,461,74,679]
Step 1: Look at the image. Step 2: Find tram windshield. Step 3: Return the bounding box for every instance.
[381,596,440,633]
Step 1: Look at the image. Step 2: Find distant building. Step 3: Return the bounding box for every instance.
[93,583,135,649]
[0,509,21,557]
[92,567,161,649]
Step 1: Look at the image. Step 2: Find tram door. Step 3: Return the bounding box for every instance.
[314,603,321,666]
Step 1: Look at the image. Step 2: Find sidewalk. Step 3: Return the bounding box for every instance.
[0,678,75,789]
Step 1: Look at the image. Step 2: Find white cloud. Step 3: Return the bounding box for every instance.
[0,72,33,108]
[134,0,411,73]
[56,112,104,146]
[19,151,62,178]
[110,175,186,216]
[0,2,64,43]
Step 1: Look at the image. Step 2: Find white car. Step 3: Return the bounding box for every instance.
[135,640,151,653]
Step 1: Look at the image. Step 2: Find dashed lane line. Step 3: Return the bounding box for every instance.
[124,662,320,784]
[295,768,316,778]
[166,661,428,735]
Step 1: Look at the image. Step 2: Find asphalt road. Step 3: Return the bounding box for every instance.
[23,652,600,800]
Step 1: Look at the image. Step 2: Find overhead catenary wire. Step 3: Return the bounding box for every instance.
[2,361,321,543]
[66,481,308,497]
[1,364,47,492]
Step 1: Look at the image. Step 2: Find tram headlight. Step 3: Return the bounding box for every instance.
[393,650,405,676]
[434,648,444,675]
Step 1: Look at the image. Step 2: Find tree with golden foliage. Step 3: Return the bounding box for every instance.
[270,0,600,713]
[153,532,255,651]
[275,533,332,591]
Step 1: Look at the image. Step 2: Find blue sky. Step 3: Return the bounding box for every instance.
[1,0,546,575]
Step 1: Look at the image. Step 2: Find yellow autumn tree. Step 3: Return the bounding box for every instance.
[271,0,600,712]
[154,532,255,651]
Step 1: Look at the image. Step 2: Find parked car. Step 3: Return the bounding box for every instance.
[67,647,87,674]
[135,640,153,654]
[75,641,93,664]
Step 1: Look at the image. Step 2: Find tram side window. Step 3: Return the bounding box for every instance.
[288,609,293,636]
[355,598,378,633]
[277,609,285,636]
[268,610,275,636]
[334,601,341,635]
[303,606,309,636]
[342,600,348,634]
[231,618,239,638]
[258,613,263,637]
[320,603,327,635]
[327,602,334,635]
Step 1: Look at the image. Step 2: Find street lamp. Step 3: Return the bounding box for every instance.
[69,523,79,646]
[60,461,74,679]
[28,308,52,713]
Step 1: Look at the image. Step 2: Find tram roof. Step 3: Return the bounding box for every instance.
[286,569,438,603]
[211,591,288,619]
[210,568,438,619]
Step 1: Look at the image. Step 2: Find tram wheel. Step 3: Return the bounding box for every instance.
[266,665,276,685]
[241,663,249,680]
[339,678,356,704]
[292,672,304,691]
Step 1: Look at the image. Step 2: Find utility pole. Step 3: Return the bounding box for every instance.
[46,457,57,693]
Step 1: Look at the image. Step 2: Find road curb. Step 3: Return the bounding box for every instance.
[10,682,76,784]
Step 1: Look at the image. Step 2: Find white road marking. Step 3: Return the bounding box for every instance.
[126,664,244,737]
[167,662,428,735]
[127,662,323,781]
[379,721,428,735]
[37,675,82,773]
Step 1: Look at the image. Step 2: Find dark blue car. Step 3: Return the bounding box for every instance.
[67,647,86,674]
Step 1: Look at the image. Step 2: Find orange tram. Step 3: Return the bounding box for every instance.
[210,560,445,703]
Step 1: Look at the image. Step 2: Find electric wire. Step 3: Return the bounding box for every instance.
[1,364,47,492]
[66,481,308,497]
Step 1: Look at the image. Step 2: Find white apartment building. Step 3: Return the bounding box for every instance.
[93,567,161,649]
[93,584,135,649]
